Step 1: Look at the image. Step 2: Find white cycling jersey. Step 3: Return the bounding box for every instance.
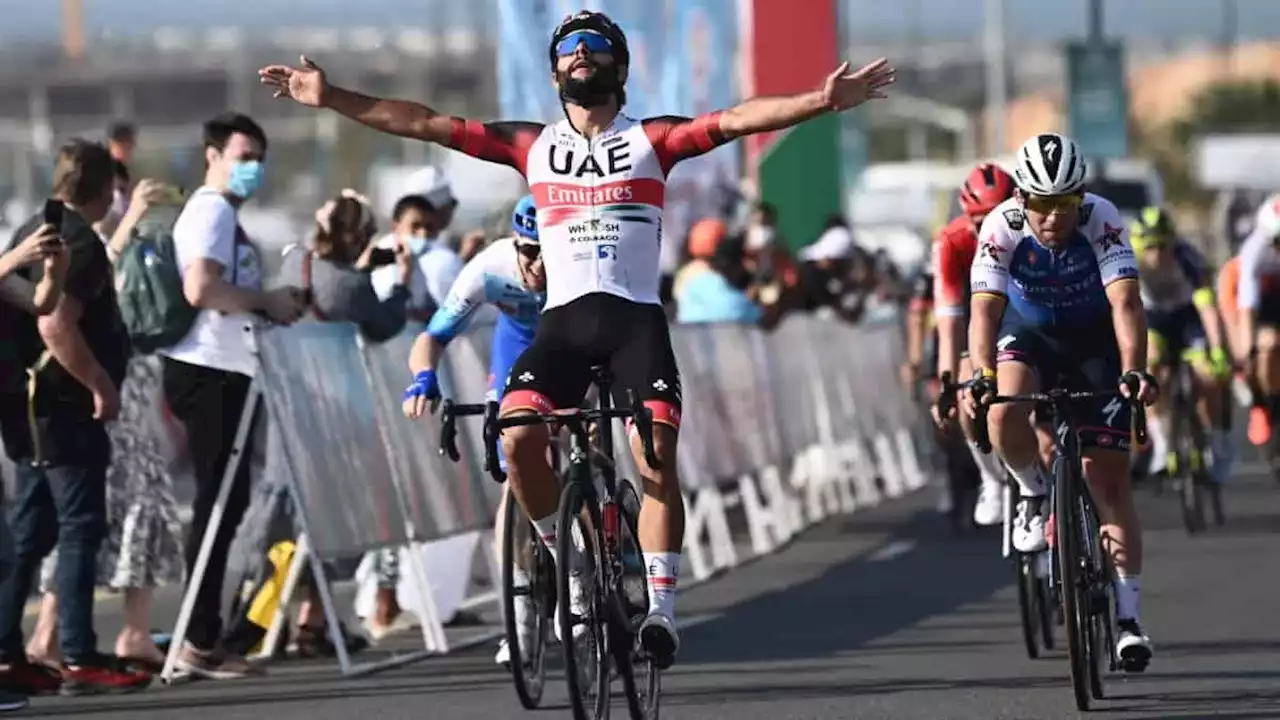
[1237,228,1280,310]
[425,237,545,343]
[444,112,728,311]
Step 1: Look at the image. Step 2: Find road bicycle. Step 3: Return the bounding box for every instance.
[440,364,661,720]
[974,379,1147,711]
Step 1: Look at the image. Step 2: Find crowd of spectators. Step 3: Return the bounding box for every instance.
[0,105,912,712]
[0,111,494,710]
[666,202,913,330]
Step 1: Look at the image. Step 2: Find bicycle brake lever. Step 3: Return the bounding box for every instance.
[439,400,461,462]
[483,401,507,483]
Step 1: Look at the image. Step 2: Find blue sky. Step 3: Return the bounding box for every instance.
[0,0,1278,41]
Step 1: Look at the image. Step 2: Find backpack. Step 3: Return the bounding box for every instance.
[113,218,199,354]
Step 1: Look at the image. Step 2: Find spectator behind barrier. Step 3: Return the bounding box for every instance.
[370,193,463,322]
[278,188,411,341]
[224,188,405,659]
[160,112,306,680]
[797,215,869,323]
[0,139,150,696]
[676,219,779,327]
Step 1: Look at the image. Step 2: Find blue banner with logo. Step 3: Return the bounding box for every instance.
[1065,41,1130,160]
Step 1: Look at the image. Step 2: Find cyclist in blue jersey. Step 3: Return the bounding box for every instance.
[401,194,545,666]
[964,133,1159,672]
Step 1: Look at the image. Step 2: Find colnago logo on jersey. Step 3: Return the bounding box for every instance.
[532,179,666,228]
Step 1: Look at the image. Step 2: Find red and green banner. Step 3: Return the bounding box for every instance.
[742,0,842,253]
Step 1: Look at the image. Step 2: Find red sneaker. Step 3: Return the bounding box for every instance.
[60,654,151,696]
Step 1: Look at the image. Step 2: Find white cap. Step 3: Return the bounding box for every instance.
[406,166,457,210]
[801,226,855,262]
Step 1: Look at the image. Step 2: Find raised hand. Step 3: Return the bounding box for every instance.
[258,55,329,107]
[822,58,896,112]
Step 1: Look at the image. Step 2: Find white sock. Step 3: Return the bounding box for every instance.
[1008,461,1046,497]
[643,552,680,619]
[1148,414,1169,458]
[969,444,1006,490]
[532,514,560,565]
[1114,574,1141,622]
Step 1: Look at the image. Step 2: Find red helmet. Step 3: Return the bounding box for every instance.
[958,162,1016,217]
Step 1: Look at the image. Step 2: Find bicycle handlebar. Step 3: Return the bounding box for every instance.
[971,377,1148,454]
[437,389,663,481]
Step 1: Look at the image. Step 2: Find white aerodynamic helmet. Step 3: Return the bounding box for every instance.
[1255,194,1280,240]
[1014,132,1087,196]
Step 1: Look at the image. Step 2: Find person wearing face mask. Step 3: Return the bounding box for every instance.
[159,112,306,680]
[370,193,463,322]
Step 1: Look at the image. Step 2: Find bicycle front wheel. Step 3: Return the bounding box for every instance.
[1054,456,1092,711]
[1015,552,1040,659]
[502,489,548,709]
[557,476,611,720]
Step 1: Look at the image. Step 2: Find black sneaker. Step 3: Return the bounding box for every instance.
[1116,619,1152,673]
[0,691,27,712]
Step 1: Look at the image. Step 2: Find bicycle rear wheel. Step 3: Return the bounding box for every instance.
[502,490,548,709]
[1054,454,1093,711]
[556,476,611,720]
[614,481,660,720]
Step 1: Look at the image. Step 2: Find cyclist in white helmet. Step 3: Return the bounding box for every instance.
[260,13,894,669]
[965,132,1158,671]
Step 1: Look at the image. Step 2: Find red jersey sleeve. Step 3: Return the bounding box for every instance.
[445,120,543,176]
[642,113,730,175]
[933,227,974,317]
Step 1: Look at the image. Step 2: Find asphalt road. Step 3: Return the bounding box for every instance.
[21,468,1280,719]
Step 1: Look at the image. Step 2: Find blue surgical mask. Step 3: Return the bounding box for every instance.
[405,234,429,255]
[227,160,265,199]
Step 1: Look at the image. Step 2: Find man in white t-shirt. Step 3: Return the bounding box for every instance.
[160,112,305,680]
[369,193,463,321]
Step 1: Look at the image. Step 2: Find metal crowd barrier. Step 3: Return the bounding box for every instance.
[161,311,936,682]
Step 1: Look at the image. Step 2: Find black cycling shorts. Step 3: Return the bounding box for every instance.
[500,293,682,429]
[995,314,1130,452]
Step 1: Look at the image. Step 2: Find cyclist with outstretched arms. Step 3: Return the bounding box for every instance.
[400,195,545,666]
[915,163,1017,527]
[1127,207,1233,481]
[963,133,1158,671]
[1233,195,1280,456]
[260,11,895,668]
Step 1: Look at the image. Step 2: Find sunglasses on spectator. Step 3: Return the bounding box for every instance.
[1023,193,1083,214]
[555,30,613,57]
[516,242,541,260]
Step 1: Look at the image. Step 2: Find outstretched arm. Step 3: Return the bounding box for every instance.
[260,56,541,170]
[719,58,895,139]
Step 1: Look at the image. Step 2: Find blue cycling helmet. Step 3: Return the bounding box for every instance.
[512,194,539,243]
